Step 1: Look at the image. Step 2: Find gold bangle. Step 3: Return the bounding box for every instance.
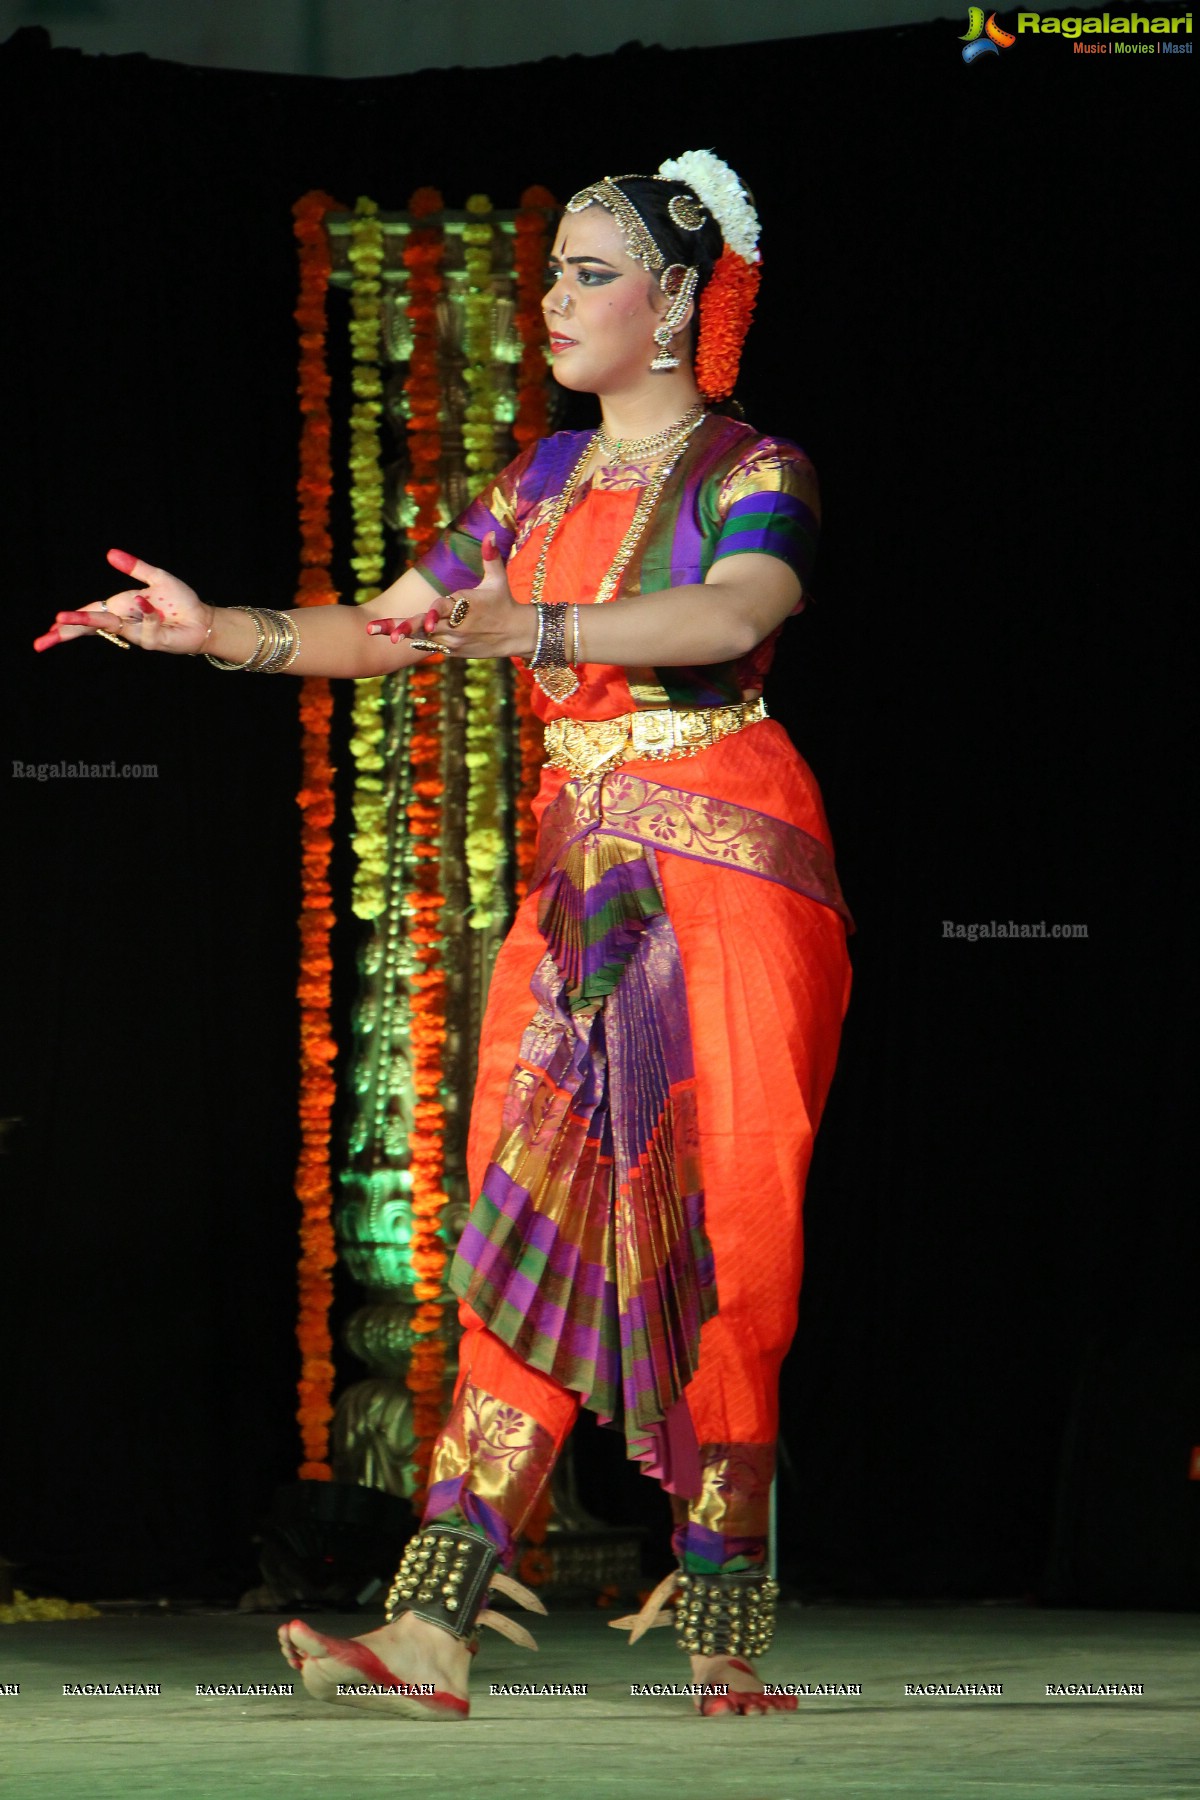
[255,615,295,676]
[205,606,265,671]
[187,611,216,656]
[257,610,301,673]
[202,606,301,672]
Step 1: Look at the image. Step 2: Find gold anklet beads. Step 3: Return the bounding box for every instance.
[204,606,301,672]
[385,1525,497,1639]
[384,1523,549,1650]
[674,1571,782,1659]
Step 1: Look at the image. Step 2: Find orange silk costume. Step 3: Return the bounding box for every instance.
[414,416,852,1572]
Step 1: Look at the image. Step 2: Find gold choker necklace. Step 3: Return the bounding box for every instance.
[594,402,706,465]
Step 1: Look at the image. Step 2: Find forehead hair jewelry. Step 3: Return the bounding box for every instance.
[565,177,666,275]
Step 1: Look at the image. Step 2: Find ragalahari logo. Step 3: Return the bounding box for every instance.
[960,8,1017,59]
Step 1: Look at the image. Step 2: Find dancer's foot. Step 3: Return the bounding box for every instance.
[689,1652,798,1717]
[279,1612,473,1718]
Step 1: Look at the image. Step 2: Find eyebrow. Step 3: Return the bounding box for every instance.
[548,253,619,268]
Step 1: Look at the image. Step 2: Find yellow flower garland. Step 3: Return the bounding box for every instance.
[346,197,390,922]
[464,661,507,929]
[460,195,508,930]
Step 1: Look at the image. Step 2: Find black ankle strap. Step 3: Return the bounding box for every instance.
[385,1524,500,1643]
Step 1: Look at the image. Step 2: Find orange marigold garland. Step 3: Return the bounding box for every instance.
[694,247,762,405]
[400,188,451,1508]
[403,187,446,556]
[291,189,344,1480]
[512,185,556,449]
[509,188,556,904]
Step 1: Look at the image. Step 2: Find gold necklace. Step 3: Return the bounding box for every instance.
[594,401,705,466]
[529,409,707,616]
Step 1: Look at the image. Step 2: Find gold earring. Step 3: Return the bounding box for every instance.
[650,264,699,371]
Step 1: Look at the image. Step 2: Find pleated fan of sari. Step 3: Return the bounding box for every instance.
[450,831,717,1468]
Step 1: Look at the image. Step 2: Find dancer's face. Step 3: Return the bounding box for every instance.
[542,206,668,397]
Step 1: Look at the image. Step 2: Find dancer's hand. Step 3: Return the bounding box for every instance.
[34,549,214,655]
[365,533,534,660]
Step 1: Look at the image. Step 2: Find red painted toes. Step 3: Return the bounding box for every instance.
[278,1619,470,1719]
[698,1688,797,1716]
[277,1622,303,1671]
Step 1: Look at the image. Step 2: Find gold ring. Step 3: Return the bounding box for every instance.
[96,629,131,650]
[448,597,471,627]
[409,638,450,655]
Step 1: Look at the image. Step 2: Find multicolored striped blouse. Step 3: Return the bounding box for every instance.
[415,414,820,713]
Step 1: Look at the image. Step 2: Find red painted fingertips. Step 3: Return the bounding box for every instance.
[107,548,138,574]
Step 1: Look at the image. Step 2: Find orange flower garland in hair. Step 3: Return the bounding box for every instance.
[695,248,762,404]
[291,189,344,1480]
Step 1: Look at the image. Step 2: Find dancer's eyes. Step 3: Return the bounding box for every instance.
[547,264,618,287]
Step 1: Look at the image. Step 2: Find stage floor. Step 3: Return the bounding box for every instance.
[1,1603,1196,1799]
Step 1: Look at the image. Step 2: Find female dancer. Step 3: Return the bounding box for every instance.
[36,152,852,1718]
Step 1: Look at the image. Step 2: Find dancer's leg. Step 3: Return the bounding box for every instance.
[281,1314,578,1716]
[664,1442,793,1714]
[655,854,851,1714]
[422,1302,582,1561]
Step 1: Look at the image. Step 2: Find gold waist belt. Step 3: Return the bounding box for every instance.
[543,696,768,780]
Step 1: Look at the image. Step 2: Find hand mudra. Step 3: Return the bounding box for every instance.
[34,548,213,655]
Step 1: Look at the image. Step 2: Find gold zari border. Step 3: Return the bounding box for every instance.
[532,768,852,925]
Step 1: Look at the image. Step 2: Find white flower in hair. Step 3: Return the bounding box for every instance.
[656,149,761,263]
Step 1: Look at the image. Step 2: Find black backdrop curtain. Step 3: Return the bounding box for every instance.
[0,18,1189,1603]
